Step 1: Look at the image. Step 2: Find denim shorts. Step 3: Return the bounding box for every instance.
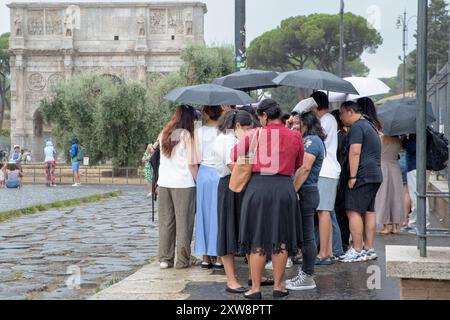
[72,161,80,172]
[399,152,408,185]
[317,177,339,211]
[6,180,20,188]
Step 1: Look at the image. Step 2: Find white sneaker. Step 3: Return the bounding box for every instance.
[286,271,316,291]
[159,262,170,269]
[72,183,78,187]
[339,247,366,263]
[286,258,293,269]
[265,261,273,270]
[364,248,378,261]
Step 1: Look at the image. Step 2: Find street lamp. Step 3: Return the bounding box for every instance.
[339,0,345,77]
[396,10,416,97]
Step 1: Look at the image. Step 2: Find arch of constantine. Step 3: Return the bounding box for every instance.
[7,1,207,161]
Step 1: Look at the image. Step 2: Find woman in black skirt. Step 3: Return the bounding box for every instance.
[231,99,304,300]
[213,110,253,294]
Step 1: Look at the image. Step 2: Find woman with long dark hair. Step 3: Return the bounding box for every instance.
[287,111,325,291]
[194,106,223,269]
[157,105,199,270]
[357,97,382,132]
[213,110,253,293]
[231,99,304,300]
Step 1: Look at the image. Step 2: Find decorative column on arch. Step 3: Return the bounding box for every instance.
[135,13,149,86]
[10,50,26,148]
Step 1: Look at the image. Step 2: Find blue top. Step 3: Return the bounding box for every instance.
[12,152,20,161]
[303,135,325,187]
[71,144,78,163]
[404,135,416,172]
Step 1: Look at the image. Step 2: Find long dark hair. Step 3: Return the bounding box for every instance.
[357,97,382,131]
[299,111,327,141]
[161,105,196,157]
[218,110,253,134]
[331,109,345,132]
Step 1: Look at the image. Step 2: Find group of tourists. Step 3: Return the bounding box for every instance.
[0,144,28,189]
[150,89,423,300]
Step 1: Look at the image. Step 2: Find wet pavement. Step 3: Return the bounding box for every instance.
[0,186,156,300]
[0,185,120,213]
[183,234,450,300]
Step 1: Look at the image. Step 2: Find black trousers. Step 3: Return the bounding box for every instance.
[298,187,319,276]
[336,180,350,252]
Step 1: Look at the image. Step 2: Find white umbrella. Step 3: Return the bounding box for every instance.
[323,77,391,102]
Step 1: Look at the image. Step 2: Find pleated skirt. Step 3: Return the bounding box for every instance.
[239,174,303,257]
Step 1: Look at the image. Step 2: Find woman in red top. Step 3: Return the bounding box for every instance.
[231,99,304,300]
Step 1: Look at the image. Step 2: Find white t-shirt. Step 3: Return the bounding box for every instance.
[196,125,220,168]
[213,133,238,178]
[157,131,197,189]
[319,113,341,179]
[44,146,55,162]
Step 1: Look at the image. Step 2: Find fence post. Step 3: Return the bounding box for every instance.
[33,167,36,184]
[112,167,114,184]
[126,167,129,185]
[85,166,88,184]
[99,167,101,185]
[59,167,62,184]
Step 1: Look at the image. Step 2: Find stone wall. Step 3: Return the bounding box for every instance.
[8,2,207,161]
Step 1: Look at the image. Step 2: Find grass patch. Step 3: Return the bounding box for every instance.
[0,191,121,223]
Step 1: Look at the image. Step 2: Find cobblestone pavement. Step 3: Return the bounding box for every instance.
[0,185,121,213]
[0,186,156,300]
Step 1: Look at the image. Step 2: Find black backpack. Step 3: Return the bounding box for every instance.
[426,126,449,171]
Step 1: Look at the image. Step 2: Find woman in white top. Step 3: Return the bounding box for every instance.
[44,141,57,187]
[157,105,199,270]
[213,110,253,293]
[194,106,223,269]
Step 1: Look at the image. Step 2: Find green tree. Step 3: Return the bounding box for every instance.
[0,32,10,131]
[40,74,153,167]
[408,0,449,90]
[40,45,235,166]
[247,13,382,74]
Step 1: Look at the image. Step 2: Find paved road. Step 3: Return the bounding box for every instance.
[0,185,120,213]
[0,186,156,300]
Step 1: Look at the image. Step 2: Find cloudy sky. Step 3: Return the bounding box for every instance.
[0,0,420,78]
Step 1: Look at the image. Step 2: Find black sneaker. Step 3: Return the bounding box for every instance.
[201,261,212,269]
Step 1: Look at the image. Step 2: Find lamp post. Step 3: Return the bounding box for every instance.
[339,0,345,77]
[416,0,428,258]
[235,0,246,71]
[396,10,416,97]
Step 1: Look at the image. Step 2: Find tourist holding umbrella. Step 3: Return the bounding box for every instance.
[377,97,436,233]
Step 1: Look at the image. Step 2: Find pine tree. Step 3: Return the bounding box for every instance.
[408,0,450,90]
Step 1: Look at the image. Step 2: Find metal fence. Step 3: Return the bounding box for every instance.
[22,164,148,185]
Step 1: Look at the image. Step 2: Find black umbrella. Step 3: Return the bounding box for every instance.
[212,69,279,91]
[164,84,255,106]
[377,97,436,136]
[272,69,359,95]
